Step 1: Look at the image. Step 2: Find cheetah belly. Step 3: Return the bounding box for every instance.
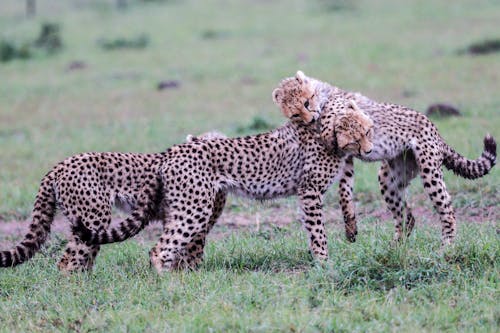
[359,133,409,162]
[222,177,298,201]
[359,143,390,162]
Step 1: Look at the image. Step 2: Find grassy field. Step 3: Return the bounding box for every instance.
[0,224,498,332]
[0,0,499,331]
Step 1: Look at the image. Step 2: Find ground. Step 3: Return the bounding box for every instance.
[0,0,499,331]
[0,189,498,248]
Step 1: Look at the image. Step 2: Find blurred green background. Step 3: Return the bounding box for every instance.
[0,0,498,218]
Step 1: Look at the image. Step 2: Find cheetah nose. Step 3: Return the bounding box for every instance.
[363,142,374,155]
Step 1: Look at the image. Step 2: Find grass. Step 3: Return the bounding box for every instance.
[0,0,499,217]
[0,223,498,332]
[0,0,499,331]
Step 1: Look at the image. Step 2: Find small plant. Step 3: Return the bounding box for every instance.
[426,103,462,118]
[34,22,63,53]
[236,116,274,134]
[0,40,32,62]
[0,22,62,63]
[0,40,18,62]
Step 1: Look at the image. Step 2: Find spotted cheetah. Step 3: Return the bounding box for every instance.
[0,132,226,271]
[73,102,374,273]
[272,71,374,242]
[277,71,497,246]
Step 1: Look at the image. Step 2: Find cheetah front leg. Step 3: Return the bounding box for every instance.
[338,156,358,242]
[298,191,328,260]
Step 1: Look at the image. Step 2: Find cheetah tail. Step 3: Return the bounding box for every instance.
[1,173,56,267]
[72,181,163,245]
[71,211,149,245]
[443,134,496,179]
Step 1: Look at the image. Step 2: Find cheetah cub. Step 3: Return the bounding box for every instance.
[73,106,374,273]
[0,132,225,271]
[277,71,496,247]
[273,72,375,242]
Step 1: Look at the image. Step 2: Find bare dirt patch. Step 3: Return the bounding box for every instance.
[0,190,498,248]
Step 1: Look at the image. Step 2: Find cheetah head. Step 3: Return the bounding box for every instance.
[321,100,374,157]
[272,70,321,124]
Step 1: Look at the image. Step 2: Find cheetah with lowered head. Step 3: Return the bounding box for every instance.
[272,71,374,242]
[277,71,497,247]
[0,132,227,272]
[73,98,374,273]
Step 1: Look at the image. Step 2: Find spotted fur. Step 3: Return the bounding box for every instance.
[73,105,373,273]
[279,71,497,246]
[0,132,225,271]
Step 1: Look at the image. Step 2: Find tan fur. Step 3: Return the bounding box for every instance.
[272,71,321,124]
[73,111,374,273]
[0,132,226,271]
[272,71,375,242]
[186,130,227,142]
[276,71,497,246]
[273,71,374,156]
[323,100,374,156]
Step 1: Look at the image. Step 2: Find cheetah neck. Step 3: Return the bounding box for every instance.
[311,79,348,113]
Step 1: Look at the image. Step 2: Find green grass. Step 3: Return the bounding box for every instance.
[0,0,499,331]
[0,223,498,332]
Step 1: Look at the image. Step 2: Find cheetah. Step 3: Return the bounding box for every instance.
[277,71,497,246]
[0,132,226,271]
[73,98,374,273]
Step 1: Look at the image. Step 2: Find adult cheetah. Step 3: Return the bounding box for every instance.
[276,71,497,246]
[73,102,374,272]
[0,132,226,271]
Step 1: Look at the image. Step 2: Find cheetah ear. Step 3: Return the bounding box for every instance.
[272,88,283,105]
[348,100,373,126]
[348,100,360,112]
[295,70,308,84]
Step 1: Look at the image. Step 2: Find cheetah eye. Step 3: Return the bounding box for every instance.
[340,143,355,150]
[304,100,310,109]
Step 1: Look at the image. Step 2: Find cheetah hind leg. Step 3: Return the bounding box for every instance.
[416,156,457,247]
[58,216,109,272]
[378,153,419,244]
[71,181,161,245]
[58,236,101,272]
